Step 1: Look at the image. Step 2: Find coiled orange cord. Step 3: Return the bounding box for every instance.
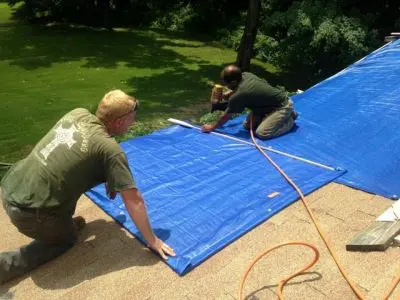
[239,113,399,300]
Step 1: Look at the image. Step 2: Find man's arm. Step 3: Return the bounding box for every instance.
[201,112,233,133]
[121,188,176,260]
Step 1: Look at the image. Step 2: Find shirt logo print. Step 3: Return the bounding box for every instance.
[40,124,77,160]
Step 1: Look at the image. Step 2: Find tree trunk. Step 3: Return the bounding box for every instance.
[98,0,112,29]
[236,0,261,71]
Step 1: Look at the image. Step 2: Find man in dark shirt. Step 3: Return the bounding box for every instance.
[203,65,297,139]
[0,90,175,284]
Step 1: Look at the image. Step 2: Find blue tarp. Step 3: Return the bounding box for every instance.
[86,39,399,275]
[86,125,344,275]
[221,39,400,199]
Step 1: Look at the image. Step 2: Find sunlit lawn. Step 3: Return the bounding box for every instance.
[0,3,276,163]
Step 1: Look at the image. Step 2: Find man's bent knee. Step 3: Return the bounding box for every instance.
[254,129,274,140]
[255,118,295,140]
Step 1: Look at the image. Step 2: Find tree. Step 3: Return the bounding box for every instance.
[236,0,261,71]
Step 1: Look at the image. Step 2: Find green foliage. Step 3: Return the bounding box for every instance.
[151,2,195,31]
[7,0,247,32]
[253,34,279,62]
[199,111,223,125]
[119,119,170,142]
[217,24,245,51]
[311,16,369,64]
[254,0,391,80]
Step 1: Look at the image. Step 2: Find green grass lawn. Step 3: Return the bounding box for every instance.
[0,3,276,163]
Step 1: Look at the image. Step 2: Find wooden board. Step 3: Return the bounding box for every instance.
[346,221,400,251]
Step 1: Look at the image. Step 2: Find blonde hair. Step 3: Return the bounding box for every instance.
[96,89,137,122]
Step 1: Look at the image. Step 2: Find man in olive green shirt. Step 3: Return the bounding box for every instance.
[203,65,297,139]
[0,90,175,284]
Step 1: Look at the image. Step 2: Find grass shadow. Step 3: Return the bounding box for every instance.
[126,64,223,116]
[0,22,208,70]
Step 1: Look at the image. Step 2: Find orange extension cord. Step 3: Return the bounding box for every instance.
[239,113,400,300]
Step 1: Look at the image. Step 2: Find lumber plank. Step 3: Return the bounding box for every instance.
[346,221,400,251]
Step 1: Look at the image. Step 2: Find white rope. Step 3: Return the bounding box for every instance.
[167,118,337,171]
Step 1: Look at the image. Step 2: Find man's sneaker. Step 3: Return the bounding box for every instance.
[73,216,86,231]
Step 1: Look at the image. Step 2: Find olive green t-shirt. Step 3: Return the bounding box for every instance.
[225,72,288,115]
[1,108,136,213]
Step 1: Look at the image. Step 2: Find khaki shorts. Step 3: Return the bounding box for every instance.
[243,99,296,140]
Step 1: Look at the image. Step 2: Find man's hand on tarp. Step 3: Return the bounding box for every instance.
[202,113,232,133]
[148,236,176,260]
[201,124,215,133]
